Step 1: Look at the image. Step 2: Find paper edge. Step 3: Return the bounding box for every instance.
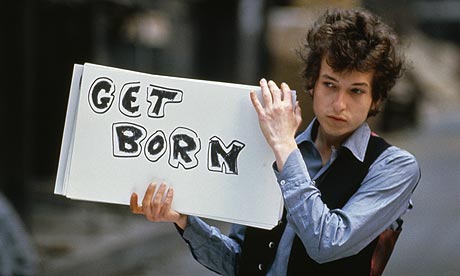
[54,64,83,195]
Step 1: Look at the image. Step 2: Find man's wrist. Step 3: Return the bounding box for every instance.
[175,214,188,230]
[273,141,298,171]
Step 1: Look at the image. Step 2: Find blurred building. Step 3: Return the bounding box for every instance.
[1,0,459,221]
[0,0,268,217]
[0,0,459,273]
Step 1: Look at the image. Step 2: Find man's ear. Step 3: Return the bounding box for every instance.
[370,99,382,115]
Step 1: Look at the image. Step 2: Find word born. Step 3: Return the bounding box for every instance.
[113,122,246,175]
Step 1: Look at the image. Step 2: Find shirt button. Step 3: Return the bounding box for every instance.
[268,241,275,248]
[311,180,316,186]
[280,180,286,186]
[258,264,264,271]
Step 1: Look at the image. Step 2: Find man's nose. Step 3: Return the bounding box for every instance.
[332,90,346,112]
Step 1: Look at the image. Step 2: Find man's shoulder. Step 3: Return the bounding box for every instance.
[373,144,420,175]
[365,144,420,193]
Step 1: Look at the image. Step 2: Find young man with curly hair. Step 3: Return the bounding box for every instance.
[130,8,420,276]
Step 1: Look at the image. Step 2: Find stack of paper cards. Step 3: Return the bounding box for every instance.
[55,63,283,229]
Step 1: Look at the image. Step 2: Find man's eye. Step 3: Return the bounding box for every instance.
[324,82,335,88]
[351,88,364,94]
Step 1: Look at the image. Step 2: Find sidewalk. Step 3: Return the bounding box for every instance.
[29,187,222,276]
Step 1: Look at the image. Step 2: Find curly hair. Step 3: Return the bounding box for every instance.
[300,8,405,116]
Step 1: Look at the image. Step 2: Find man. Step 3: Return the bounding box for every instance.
[130,8,420,275]
[0,192,37,275]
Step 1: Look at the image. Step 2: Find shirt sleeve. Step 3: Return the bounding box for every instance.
[276,146,420,263]
[180,216,245,276]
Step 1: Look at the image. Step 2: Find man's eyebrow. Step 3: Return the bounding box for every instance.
[321,74,338,82]
[321,74,370,87]
[352,82,369,87]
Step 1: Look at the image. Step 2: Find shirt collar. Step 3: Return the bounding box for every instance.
[295,118,371,162]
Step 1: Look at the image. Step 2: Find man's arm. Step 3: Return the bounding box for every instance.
[278,146,420,263]
[180,216,245,275]
[130,183,243,276]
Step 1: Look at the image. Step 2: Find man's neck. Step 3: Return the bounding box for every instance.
[314,126,348,165]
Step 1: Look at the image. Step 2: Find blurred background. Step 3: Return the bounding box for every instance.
[0,0,459,275]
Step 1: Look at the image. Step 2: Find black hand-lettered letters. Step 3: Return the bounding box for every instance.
[208,136,245,175]
[119,81,142,117]
[88,77,115,114]
[89,77,245,174]
[144,130,167,162]
[147,85,183,118]
[112,122,147,157]
[169,127,201,170]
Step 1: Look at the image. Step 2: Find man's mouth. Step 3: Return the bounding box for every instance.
[327,115,347,122]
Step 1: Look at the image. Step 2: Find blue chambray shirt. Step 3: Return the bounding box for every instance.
[180,119,420,276]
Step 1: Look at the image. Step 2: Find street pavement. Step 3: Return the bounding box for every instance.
[383,109,460,276]
[30,107,460,276]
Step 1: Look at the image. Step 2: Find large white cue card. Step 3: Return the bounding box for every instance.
[55,63,284,229]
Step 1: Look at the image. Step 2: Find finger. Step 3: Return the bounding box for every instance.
[161,188,174,218]
[250,90,265,117]
[260,78,273,108]
[152,183,167,219]
[268,80,282,104]
[130,193,143,214]
[280,82,292,104]
[142,183,156,219]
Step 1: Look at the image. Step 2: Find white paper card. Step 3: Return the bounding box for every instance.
[55,63,283,229]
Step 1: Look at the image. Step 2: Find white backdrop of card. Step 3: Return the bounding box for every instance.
[55,63,284,229]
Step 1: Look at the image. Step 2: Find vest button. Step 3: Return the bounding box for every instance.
[258,264,264,271]
[268,241,275,248]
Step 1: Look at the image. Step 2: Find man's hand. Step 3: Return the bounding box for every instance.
[250,79,302,171]
[130,183,187,230]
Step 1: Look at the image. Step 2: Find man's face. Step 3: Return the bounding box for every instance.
[312,57,376,142]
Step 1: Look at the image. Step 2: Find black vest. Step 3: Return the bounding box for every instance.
[238,135,390,276]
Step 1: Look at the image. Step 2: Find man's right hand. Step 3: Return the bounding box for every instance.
[130,183,188,230]
[250,79,302,171]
